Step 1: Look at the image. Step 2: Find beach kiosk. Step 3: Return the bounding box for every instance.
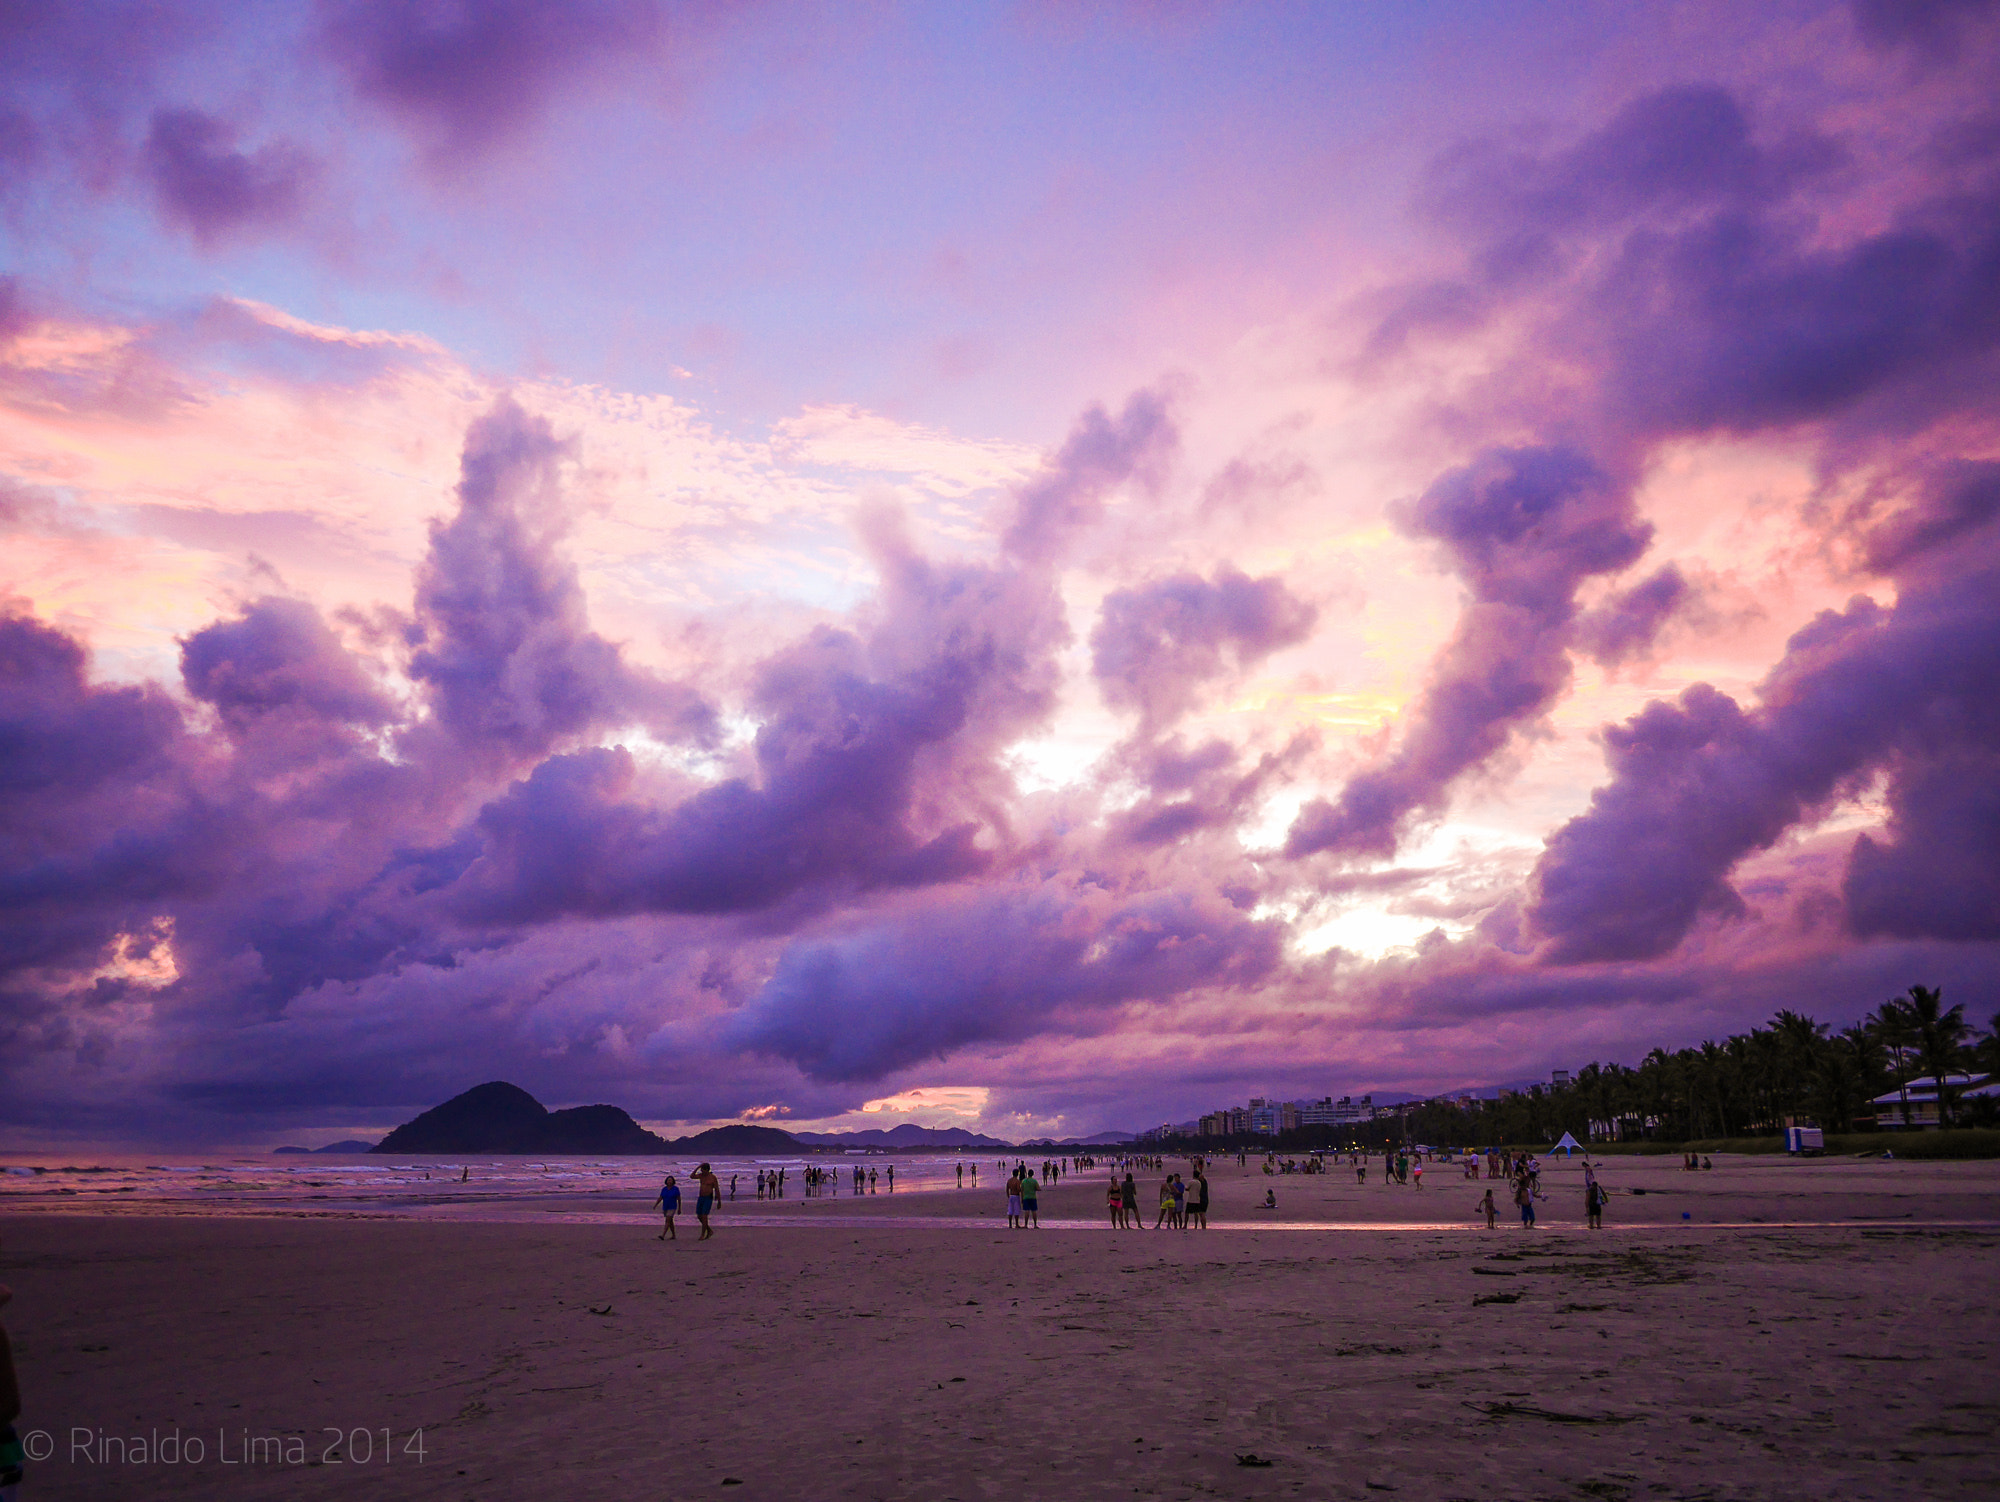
[1783,1126,1824,1155]
[1552,1131,1582,1157]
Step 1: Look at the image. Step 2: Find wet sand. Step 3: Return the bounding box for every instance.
[3,1155,1996,1499]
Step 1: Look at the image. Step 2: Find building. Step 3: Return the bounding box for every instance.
[1870,1074,1994,1128]
[1247,1098,1298,1134]
[1551,1069,1572,1089]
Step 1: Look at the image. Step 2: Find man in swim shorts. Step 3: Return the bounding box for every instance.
[695,1163,720,1240]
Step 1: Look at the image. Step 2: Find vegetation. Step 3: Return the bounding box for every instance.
[1153,986,1997,1156]
[1394,986,1995,1149]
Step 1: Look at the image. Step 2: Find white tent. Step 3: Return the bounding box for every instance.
[1552,1131,1583,1156]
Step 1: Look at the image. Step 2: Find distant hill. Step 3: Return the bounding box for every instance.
[272,1139,378,1155]
[791,1123,1011,1149]
[372,1082,674,1155]
[369,1083,1046,1154]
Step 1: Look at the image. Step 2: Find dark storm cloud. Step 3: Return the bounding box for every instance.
[446,509,1072,923]
[142,108,315,246]
[1575,564,1690,668]
[0,610,187,980]
[1338,60,2000,974]
[1091,564,1316,731]
[725,884,1286,1084]
[1287,446,1649,859]
[319,0,669,163]
[407,397,715,765]
[1528,561,2000,961]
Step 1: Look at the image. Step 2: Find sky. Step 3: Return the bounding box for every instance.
[3,0,1998,1148]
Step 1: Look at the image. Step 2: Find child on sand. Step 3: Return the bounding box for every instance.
[654,1174,682,1240]
[1477,1188,1497,1229]
[1263,1187,1277,1209]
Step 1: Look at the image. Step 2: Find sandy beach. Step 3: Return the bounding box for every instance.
[3,1154,1997,1500]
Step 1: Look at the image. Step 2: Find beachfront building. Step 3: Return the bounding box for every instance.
[1248,1098,1299,1134]
[1870,1073,1994,1128]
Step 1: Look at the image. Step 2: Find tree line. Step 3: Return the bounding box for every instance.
[1400,985,1997,1148]
[1154,986,1996,1153]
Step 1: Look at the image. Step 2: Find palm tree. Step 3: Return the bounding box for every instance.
[1905,985,1970,1127]
[1871,998,1918,1128]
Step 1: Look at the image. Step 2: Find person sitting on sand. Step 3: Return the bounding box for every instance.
[1263,1187,1277,1209]
[653,1174,682,1240]
[1702,1157,1713,1170]
[1477,1188,1498,1230]
[1021,1170,1040,1228]
[695,1164,720,1240]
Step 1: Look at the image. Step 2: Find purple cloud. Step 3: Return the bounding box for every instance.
[1528,561,2000,961]
[1091,563,1316,730]
[142,108,315,245]
[1002,388,1178,565]
[725,884,1285,1083]
[406,397,714,766]
[319,0,667,164]
[1287,446,1649,859]
[1575,564,1690,668]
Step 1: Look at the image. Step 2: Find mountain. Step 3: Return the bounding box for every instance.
[670,1124,804,1154]
[271,1139,377,1155]
[790,1123,1011,1149]
[372,1082,674,1155]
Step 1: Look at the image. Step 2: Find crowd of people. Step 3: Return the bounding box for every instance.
[643,1146,1620,1241]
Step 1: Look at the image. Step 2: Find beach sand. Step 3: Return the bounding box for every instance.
[3,1155,1996,1499]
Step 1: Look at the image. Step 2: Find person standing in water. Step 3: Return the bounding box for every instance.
[695,1163,720,1240]
[653,1174,682,1240]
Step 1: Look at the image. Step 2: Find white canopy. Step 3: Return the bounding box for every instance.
[1552,1132,1583,1156]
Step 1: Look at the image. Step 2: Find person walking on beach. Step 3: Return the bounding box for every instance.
[653,1174,682,1240]
[1005,1169,1024,1228]
[1477,1188,1498,1230]
[1586,1176,1607,1230]
[695,1163,720,1240]
[1021,1170,1041,1227]
[1513,1175,1535,1230]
